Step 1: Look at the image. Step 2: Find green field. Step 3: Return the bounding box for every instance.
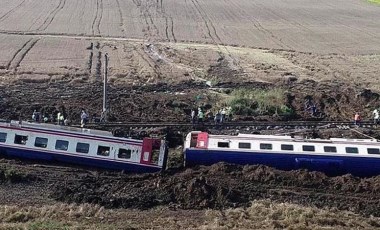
[368,0,380,4]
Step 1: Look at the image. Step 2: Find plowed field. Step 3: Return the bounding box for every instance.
[1,0,380,228]
[0,0,379,53]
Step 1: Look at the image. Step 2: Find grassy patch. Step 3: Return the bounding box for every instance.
[0,168,28,183]
[201,200,380,229]
[226,88,294,117]
[28,220,70,230]
[368,0,380,4]
[4,212,34,223]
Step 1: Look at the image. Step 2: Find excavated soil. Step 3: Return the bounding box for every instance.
[0,78,379,124]
[0,80,380,227]
[1,158,380,219]
[1,0,380,227]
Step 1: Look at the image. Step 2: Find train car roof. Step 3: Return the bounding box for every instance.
[0,120,134,141]
[18,121,113,136]
[206,132,379,144]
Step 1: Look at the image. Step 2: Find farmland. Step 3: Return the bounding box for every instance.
[0,0,379,88]
[0,0,380,228]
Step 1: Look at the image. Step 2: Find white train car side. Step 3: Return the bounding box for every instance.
[0,121,167,173]
[184,131,380,177]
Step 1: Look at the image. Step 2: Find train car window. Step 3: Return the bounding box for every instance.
[367,148,380,155]
[346,147,358,154]
[324,146,337,153]
[260,143,272,150]
[302,145,315,152]
[97,146,110,156]
[55,140,69,151]
[238,142,251,149]
[218,142,229,148]
[0,132,7,143]
[281,144,294,151]
[35,137,48,148]
[76,142,90,154]
[14,134,28,145]
[118,148,132,159]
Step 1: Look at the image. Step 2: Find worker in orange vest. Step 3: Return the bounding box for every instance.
[354,112,361,126]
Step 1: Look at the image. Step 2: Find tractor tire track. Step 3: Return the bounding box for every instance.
[134,46,160,77]
[190,0,240,68]
[36,0,66,31]
[5,39,32,70]
[132,0,160,41]
[156,0,176,42]
[191,0,221,43]
[226,0,290,49]
[115,0,126,35]
[6,38,39,71]
[145,1,160,39]
[92,0,103,36]
[0,0,26,23]
[250,17,291,49]
[164,17,169,41]
[170,16,176,42]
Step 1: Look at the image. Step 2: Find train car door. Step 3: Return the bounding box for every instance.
[196,132,209,149]
[140,138,153,164]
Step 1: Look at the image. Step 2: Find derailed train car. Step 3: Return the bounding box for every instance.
[0,121,168,173]
[2,120,380,177]
[184,131,380,177]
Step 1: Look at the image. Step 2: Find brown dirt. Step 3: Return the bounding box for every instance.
[0,0,380,227]
[1,157,380,218]
[0,78,379,125]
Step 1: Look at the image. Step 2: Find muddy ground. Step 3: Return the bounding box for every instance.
[1,67,380,228]
[0,78,379,124]
[0,0,380,228]
[1,153,380,229]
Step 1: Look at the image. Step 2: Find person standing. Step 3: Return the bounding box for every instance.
[81,110,89,128]
[354,112,361,126]
[373,109,379,124]
[32,110,37,122]
[191,109,196,125]
[57,112,64,125]
[221,108,226,123]
[198,108,204,124]
[57,112,61,125]
[43,115,49,123]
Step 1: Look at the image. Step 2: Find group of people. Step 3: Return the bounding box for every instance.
[31,109,89,127]
[191,107,231,125]
[304,99,318,116]
[352,108,380,126]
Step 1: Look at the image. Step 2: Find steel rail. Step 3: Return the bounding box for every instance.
[80,120,379,128]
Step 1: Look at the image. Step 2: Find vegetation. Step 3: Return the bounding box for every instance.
[28,221,70,230]
[1,201,379,229]
[368,0,380,4]
[201,200,380,229]
[226,88,294,117]
[0,168,28,183]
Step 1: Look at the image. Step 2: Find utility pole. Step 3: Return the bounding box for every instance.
[102,53,108,122]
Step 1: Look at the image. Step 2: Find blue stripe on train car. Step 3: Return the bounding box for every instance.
[0,146,161,173]
[184,149,380,177]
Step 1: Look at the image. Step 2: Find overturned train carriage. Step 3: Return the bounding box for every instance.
[0,121,168,173]
[184,131,380,177]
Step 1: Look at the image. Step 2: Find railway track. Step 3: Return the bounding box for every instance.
[82,120,380,129]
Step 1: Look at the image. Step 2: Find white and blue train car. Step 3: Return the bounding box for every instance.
[184,131,380,177]
[0,121,168,173]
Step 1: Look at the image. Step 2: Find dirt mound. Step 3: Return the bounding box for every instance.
[0,168,34,183]
[48,162,380,216]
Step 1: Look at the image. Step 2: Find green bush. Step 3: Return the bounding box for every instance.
[227,88,294,116]
[368,0,380,4]
[0,168,27,183]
